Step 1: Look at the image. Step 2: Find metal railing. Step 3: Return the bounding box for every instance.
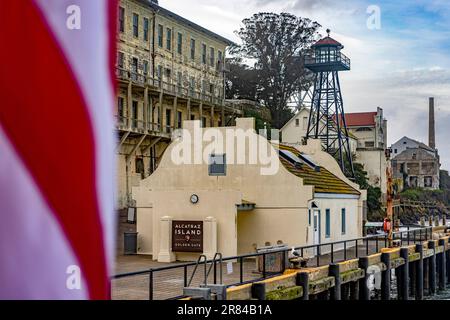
[112,225,433,300]
[115,67,225,106]
[304,51,351,69]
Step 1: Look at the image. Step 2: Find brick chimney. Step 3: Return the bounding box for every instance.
[429,97,436,150]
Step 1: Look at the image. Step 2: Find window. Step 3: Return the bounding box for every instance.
[295,119,300,127]
[157,65,163,80]
[119,7,125,33]
[132,101,138,128]
[424,176,433,188]
[394,149,398,154]
[190,114,195,121]
[210,47,215,67]
[202,44,207,64]
[143,18,149,41]
[117,52,124,68]
[308,210,311,226]
[365,141,375,148]
[356,127,373,132]
[132,13,139,37]
[217,50,223,70]
[190,39,196,60]
[166,28,172,51]
[209,84,214,95]
[135,158,144,175]
[190,77,195,95]
[341,209,346,235]
[177,71,183,93]
[177,32,183,54]
[166,109,171,133]
[165,68,171,81]
[177,111,182,128]
[325,209,331,238]
[158,24,163,47]
[209,154,226,176]
[202,116,207,128]
[143,60,149,75]
[117,97,124,117]
[131,57,138,73]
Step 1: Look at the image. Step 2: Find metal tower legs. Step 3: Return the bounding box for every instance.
[306,71,355,178]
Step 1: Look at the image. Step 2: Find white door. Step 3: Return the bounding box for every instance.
[313,210,320,246]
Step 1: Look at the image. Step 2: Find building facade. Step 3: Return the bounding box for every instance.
[115,0,242,208]
[391,137,440,190]
[132,118,366,262]
[280,107,358,153]
[345,108,388,195]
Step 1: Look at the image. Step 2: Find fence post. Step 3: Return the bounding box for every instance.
[239,257,244,284]
[149,269,154,301]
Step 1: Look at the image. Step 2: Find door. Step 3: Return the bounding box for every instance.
[313,210,320,255]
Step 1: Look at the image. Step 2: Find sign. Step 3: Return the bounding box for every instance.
[172,221,203,252]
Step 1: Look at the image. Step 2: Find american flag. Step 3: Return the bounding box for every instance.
[0,0,117,299]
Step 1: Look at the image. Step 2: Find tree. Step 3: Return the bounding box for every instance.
[225,57,258,100]
[233,12,320,128]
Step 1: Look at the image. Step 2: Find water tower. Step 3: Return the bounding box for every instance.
[304,29,355,178]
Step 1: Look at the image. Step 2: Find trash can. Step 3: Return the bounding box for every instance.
[124,232,138,255]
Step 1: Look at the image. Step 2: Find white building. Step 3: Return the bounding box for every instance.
[132,118,366,262]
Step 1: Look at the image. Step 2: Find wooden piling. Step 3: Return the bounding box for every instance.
[428,241,437,295]
[296,272,309,300]
[399,248,409,300]
[447,250,450,285]
[415,244,424,300]
[358,257,370,300]
[438,239,446,291]
[329,264,341,300]
[349,281,359,300]
[409,260,416,297]
[381,252,391,300]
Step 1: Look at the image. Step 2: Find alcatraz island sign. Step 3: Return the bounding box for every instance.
[172,221,203,252]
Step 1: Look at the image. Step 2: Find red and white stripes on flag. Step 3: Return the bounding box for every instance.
[0,1,117,299]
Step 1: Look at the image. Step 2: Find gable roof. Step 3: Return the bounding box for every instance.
[393,147,437,161]
[395,136,435,153]
[277,144,360,196]
[342,112,377,127]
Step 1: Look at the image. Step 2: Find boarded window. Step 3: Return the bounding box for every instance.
[209,154,226,176]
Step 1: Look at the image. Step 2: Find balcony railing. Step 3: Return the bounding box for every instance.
[304,51,351,70]
[115,116,171,136]
[116,67,225,106]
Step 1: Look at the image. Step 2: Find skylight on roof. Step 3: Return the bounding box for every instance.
[279,150,302,167]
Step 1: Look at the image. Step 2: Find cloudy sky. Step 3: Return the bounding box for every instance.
[160,0,450,169]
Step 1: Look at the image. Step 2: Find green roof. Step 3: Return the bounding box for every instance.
[278,144,360,196]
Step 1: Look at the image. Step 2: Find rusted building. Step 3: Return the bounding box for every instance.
[391,98,440,190]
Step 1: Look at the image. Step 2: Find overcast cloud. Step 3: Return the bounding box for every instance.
[160,0,450,170]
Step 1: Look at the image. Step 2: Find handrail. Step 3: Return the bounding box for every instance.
[187,254,208,287]
[113,225,433,279]
[205,253,223,285]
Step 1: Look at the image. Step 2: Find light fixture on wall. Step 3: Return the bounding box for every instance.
[190,194,199,204]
